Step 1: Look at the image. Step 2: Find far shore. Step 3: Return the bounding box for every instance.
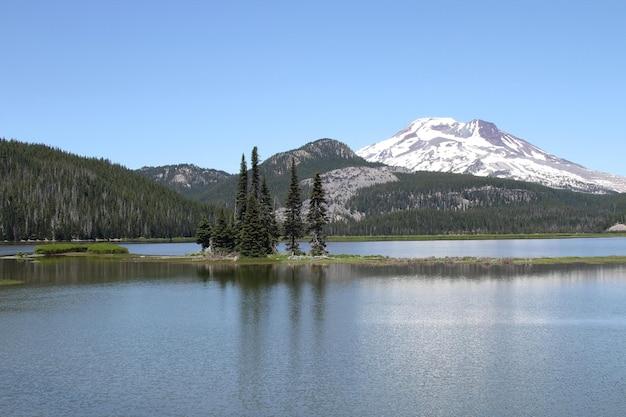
[2,231,626,246]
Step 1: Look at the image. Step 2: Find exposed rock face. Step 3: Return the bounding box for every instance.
[300,166,405,221]
[607,223,626,232]
[137,164,231,189]
[262,138,365,176]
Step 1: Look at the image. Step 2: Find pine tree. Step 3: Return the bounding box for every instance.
[260,178,280,254]
[239,194,267,257]
[212,209,236,253]
[195,218,212,250]
[307,172,328,256]
[283,157,303,255]
[235,154,248,224]
[251,146,261,200]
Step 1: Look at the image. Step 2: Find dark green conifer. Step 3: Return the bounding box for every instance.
[251,146,261,200]
[235,154,248,224]
[260,178,280,254]
[211,209,236,253]
[195,218,212,250]
[283,157,303,255]
[239,194,267,257]
[307,172,328,256]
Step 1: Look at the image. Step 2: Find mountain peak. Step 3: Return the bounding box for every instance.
[260,138,377,178]
[357,117,626,193]
[299,138,361,160]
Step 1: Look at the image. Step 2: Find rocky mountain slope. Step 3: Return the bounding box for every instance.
[260,138,377,177]
[356,117,626,193]
[136,164,232,199]
[300,165,406,222]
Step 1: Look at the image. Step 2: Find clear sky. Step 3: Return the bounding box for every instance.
[2,0,625,175]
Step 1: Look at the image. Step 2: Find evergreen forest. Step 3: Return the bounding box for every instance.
[1,139,211,241]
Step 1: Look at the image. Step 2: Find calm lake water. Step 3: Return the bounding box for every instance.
[2,237,625,258]
[1,257,626,416]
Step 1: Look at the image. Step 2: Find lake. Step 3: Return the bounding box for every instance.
[1,257,626,416]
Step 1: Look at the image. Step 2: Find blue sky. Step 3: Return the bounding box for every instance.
[2,0,625,176]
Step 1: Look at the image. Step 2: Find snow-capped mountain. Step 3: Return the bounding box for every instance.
[356,117,626,193]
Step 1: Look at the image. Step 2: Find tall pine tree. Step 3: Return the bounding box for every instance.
[307,172,328,256]
[283,157,304,255]
[250,146,261,200]
[239,194,267,257]
[260,178,280,254]
[235,154,248,224]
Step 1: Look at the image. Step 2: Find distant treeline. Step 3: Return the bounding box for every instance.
[1,139,212,241]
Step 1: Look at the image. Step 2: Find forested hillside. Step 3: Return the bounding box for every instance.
[0,139,212,241]
[329,171,626,235]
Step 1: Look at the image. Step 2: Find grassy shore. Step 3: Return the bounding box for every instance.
[0,279,24,286]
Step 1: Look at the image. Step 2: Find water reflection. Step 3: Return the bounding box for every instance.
[0,257,197,286]
[3,257,623,288]
[190,261,626,415]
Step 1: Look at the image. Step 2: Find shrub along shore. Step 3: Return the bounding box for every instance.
[33,243,129,255]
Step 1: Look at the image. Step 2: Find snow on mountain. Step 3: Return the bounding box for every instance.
[356,117,626,193]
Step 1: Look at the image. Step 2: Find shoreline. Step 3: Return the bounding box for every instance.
[3,252,626,266]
